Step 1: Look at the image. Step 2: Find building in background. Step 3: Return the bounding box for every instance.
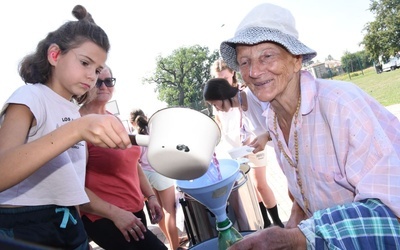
[304,59,343,79]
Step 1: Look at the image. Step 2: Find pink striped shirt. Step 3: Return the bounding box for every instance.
[265,70,400,217]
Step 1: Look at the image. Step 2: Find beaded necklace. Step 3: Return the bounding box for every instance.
[273,96,309,213]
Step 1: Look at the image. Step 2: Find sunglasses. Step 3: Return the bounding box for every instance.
[96,77,116,88]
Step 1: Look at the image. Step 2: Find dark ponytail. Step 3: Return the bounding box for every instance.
[130,109,149,135]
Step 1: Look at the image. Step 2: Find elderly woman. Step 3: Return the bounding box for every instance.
[221,3,400,250]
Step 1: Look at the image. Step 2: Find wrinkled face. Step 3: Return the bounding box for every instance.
[236,42,302,102]
[216,69,235,86]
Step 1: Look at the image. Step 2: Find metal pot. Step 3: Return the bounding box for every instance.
[129,107,221,180]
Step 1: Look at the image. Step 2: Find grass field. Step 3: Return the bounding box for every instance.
[332,67,400,106]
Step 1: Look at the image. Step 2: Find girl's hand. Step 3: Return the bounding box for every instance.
[286,201,308,229]
[77,114,131,149]
[147,197,163,224]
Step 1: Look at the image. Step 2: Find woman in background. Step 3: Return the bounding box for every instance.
[209,59,284,228]
[79,67,167,250]
[130,109,187,250]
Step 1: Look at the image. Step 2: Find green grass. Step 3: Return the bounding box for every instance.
[332,67,400,106]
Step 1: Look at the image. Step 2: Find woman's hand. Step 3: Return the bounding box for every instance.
[147,197,163,224]
[109,207,146,242]
[286,200,308,229]
[228,226,306,250]
[248,132,270,153]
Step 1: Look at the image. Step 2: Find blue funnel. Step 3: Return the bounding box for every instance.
[176,159,240,222]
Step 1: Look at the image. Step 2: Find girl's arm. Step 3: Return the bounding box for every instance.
[0,104,131,192]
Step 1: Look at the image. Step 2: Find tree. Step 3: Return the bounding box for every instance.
[326,55,334,61]
[143,45,219,111]
[355,50,374,69]
[361,0,400,62]
[341,50,373,73]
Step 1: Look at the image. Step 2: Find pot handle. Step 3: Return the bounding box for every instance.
[232,171,247,192]
[129,134,150,146]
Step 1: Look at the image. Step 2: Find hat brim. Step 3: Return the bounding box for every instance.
[220,27,317,72]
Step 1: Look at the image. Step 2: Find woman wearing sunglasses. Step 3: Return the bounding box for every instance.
[79,67,167,250]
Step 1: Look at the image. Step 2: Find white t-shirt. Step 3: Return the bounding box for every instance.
[243,88,268,136]
[216,107,242,148]
[0,84,89,206]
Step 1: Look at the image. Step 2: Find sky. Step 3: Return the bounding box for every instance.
[0,0,374,122]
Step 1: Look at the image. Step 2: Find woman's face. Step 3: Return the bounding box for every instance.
[236,42,302,102]
[216,69,235,86]
[92,68,115,103]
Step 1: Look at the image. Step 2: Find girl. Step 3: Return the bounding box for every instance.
[0,5,130,249]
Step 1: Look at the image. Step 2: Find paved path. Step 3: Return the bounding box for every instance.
[386,103,400,118]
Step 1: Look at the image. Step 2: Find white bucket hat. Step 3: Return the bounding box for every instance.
[220,3,317,71]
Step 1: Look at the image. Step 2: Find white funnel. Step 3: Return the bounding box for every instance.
[176,159,240,222]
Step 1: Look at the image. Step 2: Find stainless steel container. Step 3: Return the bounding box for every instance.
[179,163,263,245]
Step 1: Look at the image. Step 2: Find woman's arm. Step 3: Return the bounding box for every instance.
[240,91,248,111]
[138,165,163,223]
[228,226,306,250]
[138,164,155,199]
[286,200,308,229]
